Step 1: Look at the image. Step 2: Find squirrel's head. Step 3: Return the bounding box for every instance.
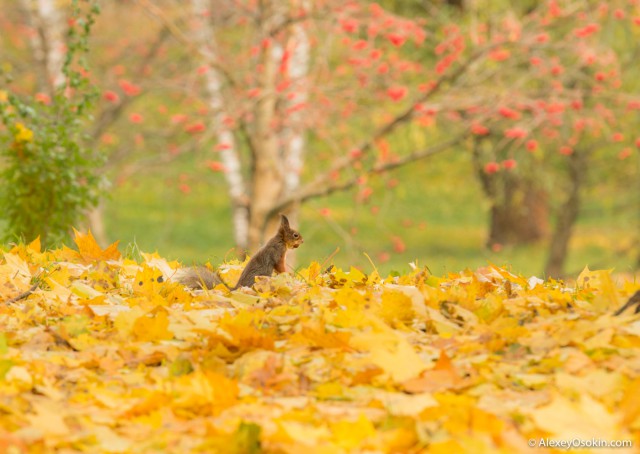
[279,214,304,249]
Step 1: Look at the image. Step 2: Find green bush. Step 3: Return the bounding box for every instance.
[0,0,103,247]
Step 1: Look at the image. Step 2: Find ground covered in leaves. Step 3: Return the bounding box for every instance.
[0,232,639,453]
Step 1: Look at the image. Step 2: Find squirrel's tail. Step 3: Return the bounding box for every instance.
[175,266,231,291]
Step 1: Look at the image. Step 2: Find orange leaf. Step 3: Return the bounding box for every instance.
[73,229,120,262]
[402,351,472,393]
[28,236,41,253]
[621,378,640,427]
[132,309,173,342]
[133,265,166,298]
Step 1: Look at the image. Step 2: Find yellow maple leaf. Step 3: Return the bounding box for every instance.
[314,381,344,400]
[132,309,174,342]
[330,414,376,450]
[218,311,275,350]
[475,292,504,322]
[133,264,165,297]
[114,305,145,338]
[329,287,370,328]
[577,266,620,311]
[527,393,620,440]
[92,426,132,453]
[291,320,352,349]
[377,425,419,452]
[276,421,331,447]
[173,371,239,416]
[297,261,322,283]
[620,378,640,428]
[120,391,171,418]
[28,236,41,253]
[73,229,121,262]
[332,266,367,287]
[7,237,44,265]
[350,318,428,383]
[26,402,70,437]
[377,290,414,325]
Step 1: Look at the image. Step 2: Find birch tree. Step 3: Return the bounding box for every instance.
[191,0,249,250]
[136,0,639,275]
[19,0,66,92]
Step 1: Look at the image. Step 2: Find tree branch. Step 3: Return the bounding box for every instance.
[89,26,170,147]
[268,133,466,216]
[136,0,239,89]
[265,41,499,220]
[283,42,499,214]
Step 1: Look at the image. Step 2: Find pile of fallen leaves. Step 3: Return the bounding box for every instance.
[1,231,639,453]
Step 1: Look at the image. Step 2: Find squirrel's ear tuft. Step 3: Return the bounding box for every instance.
[280,214,290,229]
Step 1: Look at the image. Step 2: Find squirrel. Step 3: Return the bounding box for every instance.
[613,290,640,316]
[176,214,303,290]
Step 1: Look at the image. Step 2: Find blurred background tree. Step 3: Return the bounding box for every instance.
[0,0,638,278]
[0,0,103,247]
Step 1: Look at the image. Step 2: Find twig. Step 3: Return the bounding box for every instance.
[363,252,379,277]
[136,0,238,88]
[4,282,39,304]
[321,247,340,273]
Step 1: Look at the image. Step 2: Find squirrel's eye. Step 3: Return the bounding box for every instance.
[293,233,299,238]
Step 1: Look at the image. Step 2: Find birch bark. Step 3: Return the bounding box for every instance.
[191,0,249,250]
[276,4,310,264]
[20,0,65,92]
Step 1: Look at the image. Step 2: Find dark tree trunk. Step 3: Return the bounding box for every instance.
[486,177,549,248]
[446,0,464,10]
[544,151,587,278]
[473,144,550,248]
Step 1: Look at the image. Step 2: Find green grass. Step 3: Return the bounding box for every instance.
[104,151,638,279]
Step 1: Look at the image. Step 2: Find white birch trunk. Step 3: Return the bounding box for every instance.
[283,19,310,195]
[20,0,66,91]
[191,0,249,250]
[278,11,310,266]
[247,17,282,251]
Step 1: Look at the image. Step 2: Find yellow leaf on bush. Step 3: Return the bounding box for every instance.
[14,122,33,143]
